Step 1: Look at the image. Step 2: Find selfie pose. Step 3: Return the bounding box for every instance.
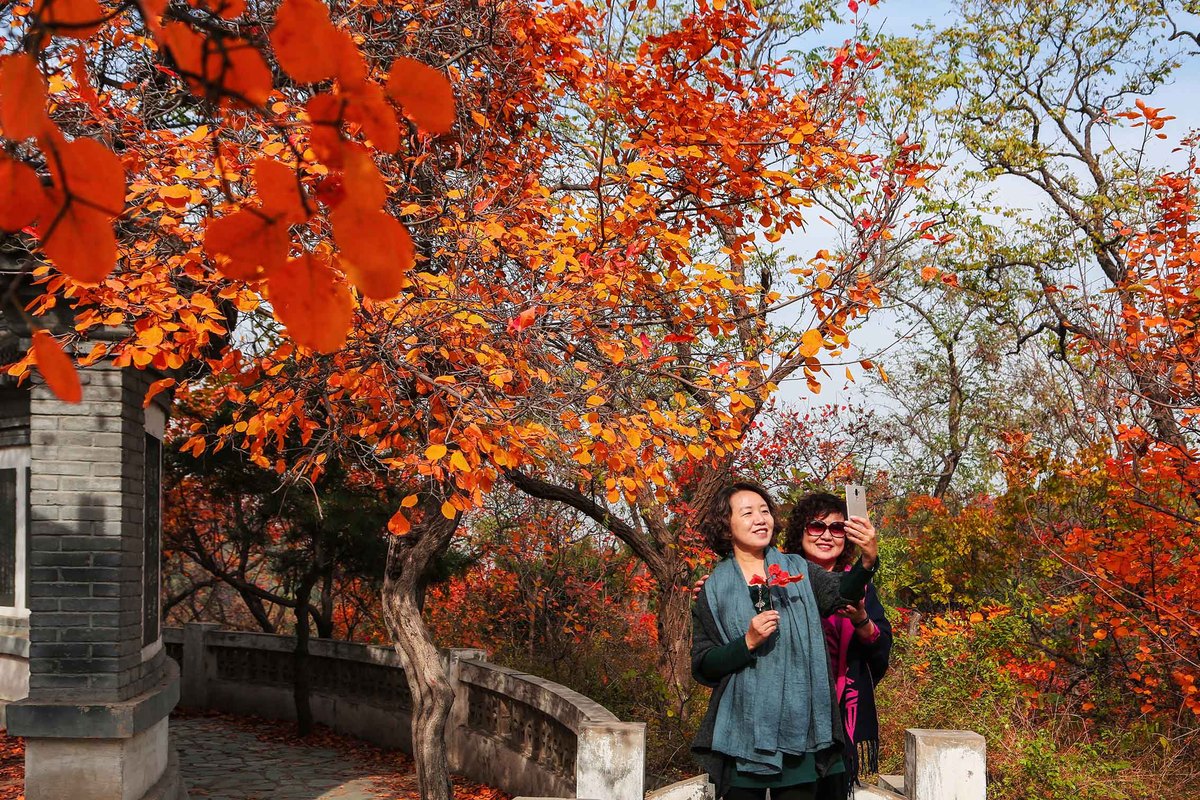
[691,482,879,800]
[785,492,892,789]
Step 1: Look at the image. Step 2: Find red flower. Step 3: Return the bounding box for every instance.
[749,574,767,585]
[767,566,804,586]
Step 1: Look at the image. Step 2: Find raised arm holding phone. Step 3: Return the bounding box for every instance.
[783,489,892,789]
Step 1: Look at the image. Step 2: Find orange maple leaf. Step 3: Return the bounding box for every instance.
[32,330,82,403]
[266,254,354,352]
[0,54,53,140]
[387,57,456,136]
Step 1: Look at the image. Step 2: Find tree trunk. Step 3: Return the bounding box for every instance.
[313,607,334,640]
[318,558,335,638]
[381,497,460,800]
[933,345,964,500]
[239,587,277,633]
[292,569,319,737]
[655,578,694,710]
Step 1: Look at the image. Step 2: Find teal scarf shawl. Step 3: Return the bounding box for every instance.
[702,547,835,776]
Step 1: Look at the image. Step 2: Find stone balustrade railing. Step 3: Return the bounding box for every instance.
[162,623,645,800]
[162,624,985,800]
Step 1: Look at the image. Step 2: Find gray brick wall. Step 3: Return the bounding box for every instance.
[25,364,169,702]
[0,388,29,448]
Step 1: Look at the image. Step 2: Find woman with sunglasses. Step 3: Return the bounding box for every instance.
[691,482,879,800]
[784,492,892,795]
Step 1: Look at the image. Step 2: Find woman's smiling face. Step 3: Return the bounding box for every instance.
[728,489,774,555]
[801,511,846,568]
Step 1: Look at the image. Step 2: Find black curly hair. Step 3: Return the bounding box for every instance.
[698,481,779,558]
[783,491,857,570]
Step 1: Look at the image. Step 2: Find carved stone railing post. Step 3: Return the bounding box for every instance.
[576,721,645,800]
[905,729,986,800]
[180,622,220,709]
[443,646,488,776]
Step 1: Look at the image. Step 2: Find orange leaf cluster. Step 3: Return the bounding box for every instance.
[0,0,926,556]
[2,0,459,393]
[0,54,125,285]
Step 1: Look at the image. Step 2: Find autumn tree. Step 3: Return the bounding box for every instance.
[161,384,409,731]
[500,0,937,710]
[164,388,388,635]
[0,0,929,791]
[1041,149,1200,725]
[874,0,1199,445]
[855,0,1200,744]
[1,0,507,787]
[425,486,658,684]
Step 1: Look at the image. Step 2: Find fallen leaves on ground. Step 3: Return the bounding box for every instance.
[0,729,25,800]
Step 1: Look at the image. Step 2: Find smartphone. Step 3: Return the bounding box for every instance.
[845,484,868,521]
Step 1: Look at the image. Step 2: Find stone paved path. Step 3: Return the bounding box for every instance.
[174,715,413,800]
[0,711,505,799]
[173,713,507,800]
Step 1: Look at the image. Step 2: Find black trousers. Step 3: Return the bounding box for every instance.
[722,773,845,800]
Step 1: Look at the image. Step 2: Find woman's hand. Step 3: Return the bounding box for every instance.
[691,575,709,598]
[845,516,878,569]
[836,598,878,640]
[745,610,780,651]
[835,598,869,625]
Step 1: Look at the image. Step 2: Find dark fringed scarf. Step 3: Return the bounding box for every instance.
[821,574,887,796]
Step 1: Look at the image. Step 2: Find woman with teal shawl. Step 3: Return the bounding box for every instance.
[691,481,878,800]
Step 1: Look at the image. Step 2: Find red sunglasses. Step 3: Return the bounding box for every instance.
[805,520,846,538]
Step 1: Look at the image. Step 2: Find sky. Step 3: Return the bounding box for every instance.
[770,0,1200,409]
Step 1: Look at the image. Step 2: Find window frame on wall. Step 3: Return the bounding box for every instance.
[0,447,31,619]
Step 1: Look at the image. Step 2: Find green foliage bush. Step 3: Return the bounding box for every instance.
[877,611,1177,800]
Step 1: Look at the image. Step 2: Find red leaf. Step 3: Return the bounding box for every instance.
[306,92,348,166]
[205,207,291,280]
[344,80,400,153]
[0,158,47,232]
[0,54,52,140]
[143,377,176,407]
[637,333,652,358]
[508,307,537,334]
[254,158,308,224]
[330,207,414,300]
[335,145,387,211]
[386,56,456,135]
[38,194,116,284]
[33,0,106,38]
[137,0,166,32]
[38,134,125,284]
[32,330,82,403]
[159,23,273,107]
[204,0,245,20]
[271,0,363,85]
[43,134,125,215]
[69,44,103,115]
[266,254,354,352]
[387,509,411,536]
